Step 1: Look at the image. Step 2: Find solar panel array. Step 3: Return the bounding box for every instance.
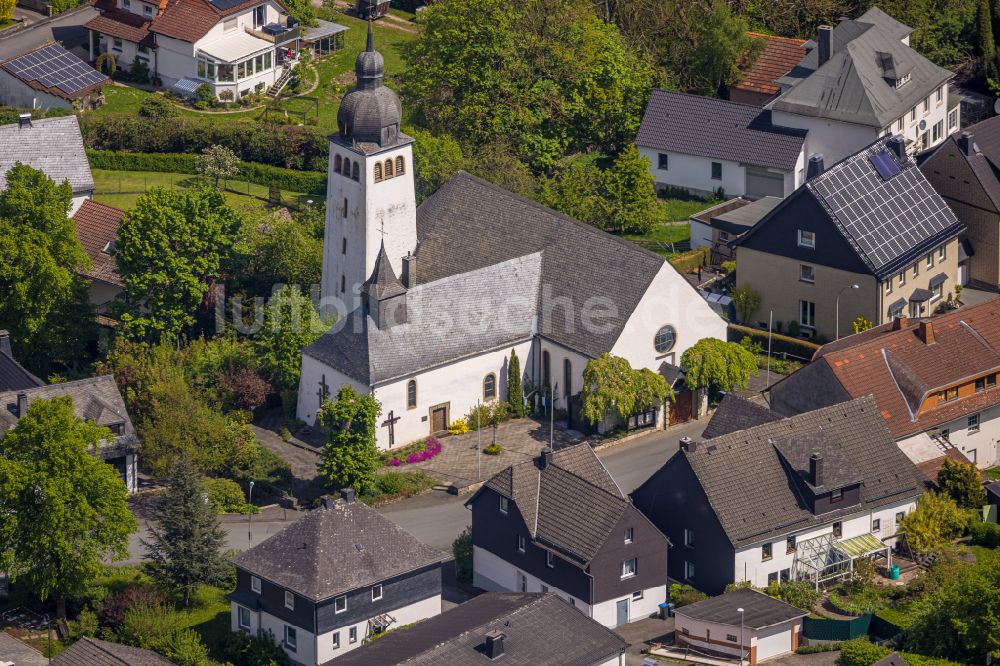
[809,144,959,273]
[2,44,106,95]
[209,0,245,10]
[869,150,902,180]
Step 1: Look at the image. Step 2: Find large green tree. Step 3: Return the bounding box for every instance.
[411,129,468,204]
[143,456,231,605]
[318,386,382,494]
[114,187,240,341]
[680,338,759,394]
[900,491,969,552]
[580,353,672,425]
[231,207,323,297]
[254,285,330,393]
[937,457,987,509]
[0,397,137,617]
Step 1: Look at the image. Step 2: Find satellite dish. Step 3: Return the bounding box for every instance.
[918,119,927,131]
[994,98,1000,115]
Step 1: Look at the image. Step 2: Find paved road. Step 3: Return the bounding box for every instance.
[0,6,97,61]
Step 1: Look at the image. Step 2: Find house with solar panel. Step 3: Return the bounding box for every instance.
[0,43,109,111]
[731,134,965,340]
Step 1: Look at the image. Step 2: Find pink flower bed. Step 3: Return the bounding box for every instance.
[388,438,442,466]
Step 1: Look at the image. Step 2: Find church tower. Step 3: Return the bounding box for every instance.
[320,22,417,317]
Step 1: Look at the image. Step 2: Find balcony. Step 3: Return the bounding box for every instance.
[246,19,299,45]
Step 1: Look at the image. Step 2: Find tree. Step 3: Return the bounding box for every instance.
[0,0,15,22]
[600,148,664,235]
[900,491,969,552]
[0,397,137,617]
[318,386,382,494]
[852,315,874,334]
[230,207,323,297]
[114,187,240,341]
[937,458,987,509]
[507,348,523,417]
[143,456,231,605]
[680,338,759,395]
[581,353,672,425]
[411,129,467,204]
[254,285,330,393]
[196,144,241,189]
[731,284,761,323]
[980,0,998,79]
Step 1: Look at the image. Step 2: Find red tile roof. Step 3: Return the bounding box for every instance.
[73,199,124,287]
[916,448,976,486]
[733,32,807,97]
[84,8,155,46]
[149,0,221,42]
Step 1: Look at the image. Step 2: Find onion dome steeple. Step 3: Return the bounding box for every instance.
[337,21,402,147]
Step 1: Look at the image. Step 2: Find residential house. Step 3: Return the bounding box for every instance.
[733,135,964,339]
[729,32,807,106]
[466,444,670,628]
[0,335,140,492]
[72,199,126,314]
[0,114,93,215]
[673,588,808,664]
[0,43,108,110]
[636,90,807,199]
[770,8,959,165]
[689,196,782,265]
[334,593,628,666]
[0,632,47,666]
[86,0,300,99]
[49,637,175,665]
[228,490,444,664]
[768,301,1000,470]
[631,395,926,594]
[297,32,726,448]
[919,117,1000,288]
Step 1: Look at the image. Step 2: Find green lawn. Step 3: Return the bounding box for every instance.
[662,196,721,222]
[986,467,1000,481]
[91,169,310,211]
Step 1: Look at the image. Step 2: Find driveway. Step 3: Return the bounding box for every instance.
[0,6,97,61]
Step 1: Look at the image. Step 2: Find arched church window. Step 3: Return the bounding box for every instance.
[384,159,394,179]
[374,162,383,182]
[564,359,572,398]
[340,275,345,293]
[407,380,417,409]
[484,374,496,400]
[343,198,348,218]
[351,162,359,181]
[395,156,405,175]
[342,159,351,178]
[334,155,342,174]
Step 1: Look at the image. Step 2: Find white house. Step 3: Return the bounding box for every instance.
[86,0,300,98]
[296,29,727,449]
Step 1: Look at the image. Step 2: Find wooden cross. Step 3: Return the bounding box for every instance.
[382,409,400,447]
[317,374,330,408]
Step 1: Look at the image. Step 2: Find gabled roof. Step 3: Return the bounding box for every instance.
[73,199,124,287]
[636,90,807,171]
[50,637,174,665]
[0,115,93,195]
[471,444,637,566]
[230,496,444,602]
[84,9,155,46]
[736,136,963,279]
[702,393,781,439]
[149,0,286,43]
[332,593,627,666]
[0,43,109,102]
[920,116,1000,215]
[733,32,807,98]
[0,339,44,392]
[773,10,952,128]
[674,588,808,629]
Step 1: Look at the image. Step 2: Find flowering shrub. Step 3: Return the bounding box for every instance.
[387,438,442,467]
[448,418,471,435]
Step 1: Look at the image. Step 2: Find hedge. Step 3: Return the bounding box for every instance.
[669,247,710,274]
[87,149,327,195]
[728,323,820,361]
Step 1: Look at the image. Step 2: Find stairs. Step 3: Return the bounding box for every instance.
[268,65,293,96]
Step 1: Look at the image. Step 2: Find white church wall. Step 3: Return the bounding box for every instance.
[296,354,369,427]
[536,339,590,412]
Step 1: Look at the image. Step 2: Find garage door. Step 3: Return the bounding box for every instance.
[755,625,792,662]
[745,167,785,198]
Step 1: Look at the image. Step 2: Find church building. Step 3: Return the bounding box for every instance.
[296,26,727,449]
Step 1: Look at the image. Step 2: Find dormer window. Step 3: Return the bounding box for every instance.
[143,4,152,16]
[894,73,910,88]
[831,488,843,503]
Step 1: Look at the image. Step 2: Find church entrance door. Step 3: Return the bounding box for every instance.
[430,404,449,434]
[669,390,693,426]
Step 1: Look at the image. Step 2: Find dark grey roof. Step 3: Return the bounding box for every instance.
[711,196,783,234]
[0,116,93,195]
[50,638,174,665]
[230,496,444,601]
[0,343,44,392]
[305,253,540,384]
[363,242,406,300]
[332,593,627,666]
[702,394,781,439]
[920,116,1000,217]
[674,588,808,629]
[300,18,347,42]
[773,11,953,128]
[772,429,862,491]
[0,632,47,666]
[679,396,925,547]
[637,90,806,171]
[337,23,402,150]
[415,172,670,359]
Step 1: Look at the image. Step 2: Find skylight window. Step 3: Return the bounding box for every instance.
[869,150,902,180]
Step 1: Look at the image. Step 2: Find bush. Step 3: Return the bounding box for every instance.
[204,477,256,514]
[777,580,820,610]
[448,417,470,434]
[120,603,184,649]
[360,471,436,505]
[797,642,841,654]
[721,260,736,274]
[157,629,211,666]
[69,609,99,639]
[195,84,214,104]
[139,95,178,119]
[837,638,890,666]
[220,629,290,665]
[727,323,820,360]
[453,526,472,583]
[483,443,503,455]
[970,520,1000,547]
[98,584,168,629]
[669,583,708,607]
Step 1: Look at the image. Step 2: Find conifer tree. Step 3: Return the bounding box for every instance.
[980,0,998,80]
[507,349,523,417]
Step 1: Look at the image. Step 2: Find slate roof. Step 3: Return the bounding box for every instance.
[415,171,670,360]
[674,588,808,629]
[702,394,781,439]
[649,396,925,547]
[49,637,174,665]
[305,253,541,385]
[0,115,93,195]
[920,116,1000,216]
[733,32,807,99]
[472,444,638,566]
[736,135,963,279]
[363,242,406,300]
[0,340,44,392]
[636,90,807,171]
[73,199,124,287]
[773,429,862,491]
[333,593,626,666]
[773,10,953,128]
[873,652,910,666]
[0,631,47,666]
[230,496,444,602]
[0,43,109,102]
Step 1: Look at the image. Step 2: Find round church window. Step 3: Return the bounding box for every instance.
[654,325,676,353]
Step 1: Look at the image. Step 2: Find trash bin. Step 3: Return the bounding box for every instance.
[889,564,900,580]
[658,602,669,620]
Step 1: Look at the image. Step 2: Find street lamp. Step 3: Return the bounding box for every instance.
[247,480,255,547]
[737,607,745,666]
[835,284,860,340]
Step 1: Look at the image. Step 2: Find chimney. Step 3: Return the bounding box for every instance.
[484,630,505,660]
[958,131,975,157]
[809,452,823,487]
[892,315,909,331]
[817,25,833,66]
[806,153,825,180]
[17,113,31,129]
[918,320,935,344]
[888,135,906,160]
[402,253,417,288]
[679,437,697,453]
[340,488,356,504]
[537,447,553,470]
[0,330,10,358]
[16,392,28,418]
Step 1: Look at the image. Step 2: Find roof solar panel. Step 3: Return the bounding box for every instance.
[869,150,902,180]
[209,0,245,9]
[3,43,106,95]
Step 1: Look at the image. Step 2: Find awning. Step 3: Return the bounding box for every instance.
[199,30,273,62]
[929,272,947,288]
[301,18,347,43]
[171,77,210,96]
[887,297,906,314]
[834,533,887,559]
[909,288,933,303]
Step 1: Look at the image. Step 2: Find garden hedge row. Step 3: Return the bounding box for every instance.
[728,323,820,361]
[86,149,328,195]
[669,247,709,274]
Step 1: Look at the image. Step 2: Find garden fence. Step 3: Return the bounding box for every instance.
[803,613,901,642]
